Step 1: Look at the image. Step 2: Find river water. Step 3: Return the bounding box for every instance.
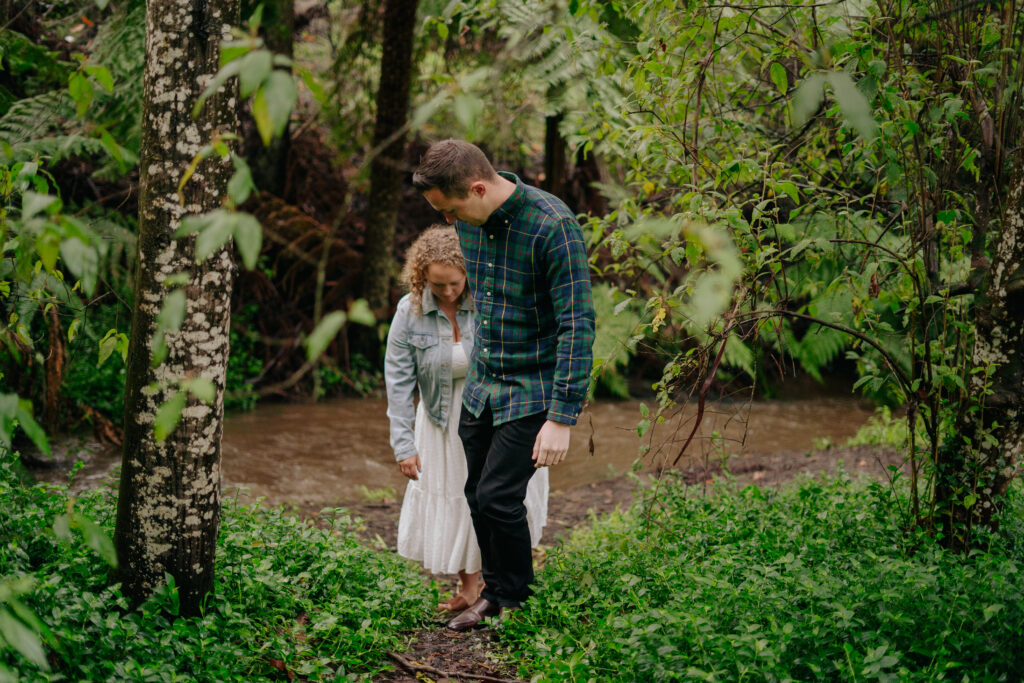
[47,395,875,507]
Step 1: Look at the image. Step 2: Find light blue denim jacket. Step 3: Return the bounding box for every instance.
[385,288,475,462]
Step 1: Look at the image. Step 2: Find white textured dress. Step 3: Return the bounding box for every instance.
[397,341,549,574]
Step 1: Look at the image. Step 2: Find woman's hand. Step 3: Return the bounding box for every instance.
[398,455,422,480]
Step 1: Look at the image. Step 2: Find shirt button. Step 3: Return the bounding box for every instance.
[487,263,493,268]
[489,234,494,240]
[486,292,491,297]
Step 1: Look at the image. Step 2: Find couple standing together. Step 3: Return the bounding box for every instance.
[384,139,595,631]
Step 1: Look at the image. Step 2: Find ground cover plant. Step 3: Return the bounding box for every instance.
[500,472,1024,681]
[0,451,435,681]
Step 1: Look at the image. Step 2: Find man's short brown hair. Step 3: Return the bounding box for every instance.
[412,139,498,198]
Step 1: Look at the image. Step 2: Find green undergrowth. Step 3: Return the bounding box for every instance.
[501,472,1024,682]
[0,453,434,681]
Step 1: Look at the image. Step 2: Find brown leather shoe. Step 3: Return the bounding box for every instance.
[446,597,500,632]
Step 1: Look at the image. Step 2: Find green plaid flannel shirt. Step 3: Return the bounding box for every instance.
[455,172,595,426]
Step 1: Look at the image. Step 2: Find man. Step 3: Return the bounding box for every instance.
[412,139,595,631]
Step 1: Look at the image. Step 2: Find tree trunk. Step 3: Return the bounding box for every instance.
[543,112,568,200]
[938,154,1024,548]
[360,0,419,315]
[115,0,238,616]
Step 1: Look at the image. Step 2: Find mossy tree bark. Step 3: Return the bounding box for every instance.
[114,0,238,616]
[938,155,1024,548]
[360,0,419,315]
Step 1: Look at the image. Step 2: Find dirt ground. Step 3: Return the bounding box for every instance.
[329,444,907,682]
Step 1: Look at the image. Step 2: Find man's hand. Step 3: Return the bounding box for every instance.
[397,455,421,480]
[532,420,571,468]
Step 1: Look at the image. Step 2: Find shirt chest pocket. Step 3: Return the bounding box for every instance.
[408,333,438,350]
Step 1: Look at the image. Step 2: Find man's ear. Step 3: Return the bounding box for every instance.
[468,180,487,198]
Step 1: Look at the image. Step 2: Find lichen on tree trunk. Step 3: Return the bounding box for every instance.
[938,155,1024,548]
[115,0,239,616]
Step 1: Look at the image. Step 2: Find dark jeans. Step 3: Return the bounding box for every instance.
[458,401,545,608]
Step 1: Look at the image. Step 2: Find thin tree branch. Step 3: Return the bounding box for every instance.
[387,651,525,683]
[736,309,913,393]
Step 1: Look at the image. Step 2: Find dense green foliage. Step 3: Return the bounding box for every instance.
[0,451,435,681]
[501,474,1024,681]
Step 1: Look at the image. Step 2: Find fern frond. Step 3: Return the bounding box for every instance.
[5,134,107,165]
[0,91,71,146]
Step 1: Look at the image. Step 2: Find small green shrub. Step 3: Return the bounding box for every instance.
[846,406,927,449]
[225,304,264,412]
[0,450,434,681]
[501,473,1024,681]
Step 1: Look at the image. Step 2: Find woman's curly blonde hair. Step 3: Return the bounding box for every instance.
[401,224,466,315]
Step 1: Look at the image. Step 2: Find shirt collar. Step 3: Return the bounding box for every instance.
[485,171,527,229]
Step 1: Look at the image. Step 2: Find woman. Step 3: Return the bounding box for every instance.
[385,225,548,612]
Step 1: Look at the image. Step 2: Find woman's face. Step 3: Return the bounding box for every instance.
[426,262,466,306]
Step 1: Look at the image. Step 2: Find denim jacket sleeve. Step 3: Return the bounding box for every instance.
[384,296,418,462]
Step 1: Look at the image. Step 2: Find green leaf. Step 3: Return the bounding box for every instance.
[453,93,484,134]
[98,127,126,173]
[68,72,93,118]
[0,609,49,671]
[827,72,878,139]
[305,311,347,361]
[792,73,826,127]
[192,59,243,118]
[153,391,187,442]
[22,191,58,219]
[98,335,117,365]
[163,272,191,288]
[238,49,272,98]
[247,3,264,32]
[770,180,800,204]
[67,317,81,342]
[157,288,187,335]
[94,0,109,9]
[53,514,72,541]
[35,232,61,272]
[232,212,262,270]
[227,156,256,205]
[15,400,49,457]
[74,514,118,567]
[220,40,253,67]
[347,299,376,327]
[194,211,234,262]
[183,377,216,404]
[176,212,216,238]
[252,71,296,146]
[769,62,788,94]
[59,238,99,296]
[84,64,114,93]
[295,66,326,105]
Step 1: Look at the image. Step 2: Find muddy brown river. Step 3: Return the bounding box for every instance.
[45,396,875,506]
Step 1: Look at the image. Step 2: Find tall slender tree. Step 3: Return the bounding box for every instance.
[115,0,238,615]
[360,0,419,315]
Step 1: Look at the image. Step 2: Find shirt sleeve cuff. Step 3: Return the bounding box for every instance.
[547,400,581,426]
[394,445,417,462]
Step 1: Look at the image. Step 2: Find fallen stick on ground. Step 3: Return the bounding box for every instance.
[386,651,525,683]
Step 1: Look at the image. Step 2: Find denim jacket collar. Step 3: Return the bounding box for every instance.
[419,287,475,316]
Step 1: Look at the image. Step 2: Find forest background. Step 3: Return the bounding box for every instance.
[1,0,1023,680]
